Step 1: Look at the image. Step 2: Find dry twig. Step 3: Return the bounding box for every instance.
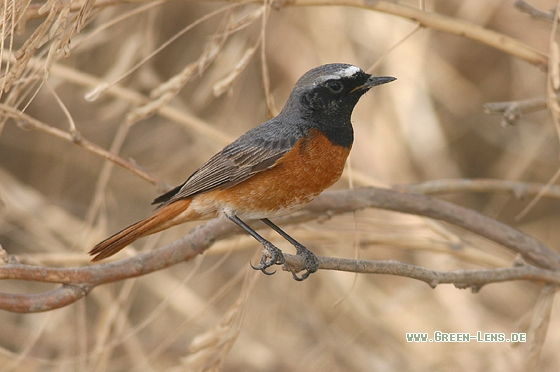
[275,0,548,68]
[515,0,555,21]
[396,179,560,200]
[0,103,164,187]
[484,95,549,126]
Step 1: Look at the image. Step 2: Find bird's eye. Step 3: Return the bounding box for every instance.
[326,80,343,93]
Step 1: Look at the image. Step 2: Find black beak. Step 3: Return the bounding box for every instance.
[351,75,396,93]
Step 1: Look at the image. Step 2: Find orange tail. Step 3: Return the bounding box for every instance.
[89,199,193,261]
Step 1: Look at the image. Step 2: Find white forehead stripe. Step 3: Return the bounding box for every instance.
[339,65,361,77]
[315,66,362,84]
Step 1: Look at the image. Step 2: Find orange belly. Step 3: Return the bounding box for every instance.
[193,129,351,219]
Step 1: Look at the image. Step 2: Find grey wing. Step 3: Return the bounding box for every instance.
[152,134,297,206]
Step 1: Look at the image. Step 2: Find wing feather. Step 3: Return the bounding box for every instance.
[153,133,298,207]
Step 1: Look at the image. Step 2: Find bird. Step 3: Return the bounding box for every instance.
[89,63,396,280]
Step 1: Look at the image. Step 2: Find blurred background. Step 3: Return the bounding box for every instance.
[1,0,559,370]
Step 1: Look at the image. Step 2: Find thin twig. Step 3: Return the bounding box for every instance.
[515,0,555,21]
[0,52,235,145]
[484,95,549,126]
[18,0,549,68]
[0,103,163,187]
[277,0,549,69]
[395,179,560,200]
[23,0,153,21]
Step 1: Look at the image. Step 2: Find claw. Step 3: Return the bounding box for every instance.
[250,261,277,275]
[261,267,277,275]
[250,242,285,276]
[292,271,311,281]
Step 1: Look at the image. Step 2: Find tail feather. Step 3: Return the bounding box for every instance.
[89,199,193,261]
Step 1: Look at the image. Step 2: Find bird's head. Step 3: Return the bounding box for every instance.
[281,63,396,123]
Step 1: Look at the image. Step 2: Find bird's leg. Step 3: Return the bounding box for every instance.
[225,214,285,275]
[261,218,319,281]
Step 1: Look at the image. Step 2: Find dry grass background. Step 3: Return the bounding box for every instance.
[1,0,560,370]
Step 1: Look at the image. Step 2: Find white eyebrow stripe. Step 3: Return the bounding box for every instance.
[318,74,342,81]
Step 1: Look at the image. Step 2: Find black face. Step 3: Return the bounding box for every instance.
[301,70,372,119]
[281,64,381,125]
[279,64,395,147]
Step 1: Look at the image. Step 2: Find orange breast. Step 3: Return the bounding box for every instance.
[198,129,351,218]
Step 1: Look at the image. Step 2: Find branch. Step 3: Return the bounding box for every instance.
[281,0,548,69]
[0,104,165,189]
[484,95,549,126]
[395,179,560,200]
[282,255,560,292]
[0,285,93,313]
[0,53,236,146]
[515,0,555,21]
[303,188,560,270]
[2,187,560,313]
[22,0,154,21]
[18,0,549,68]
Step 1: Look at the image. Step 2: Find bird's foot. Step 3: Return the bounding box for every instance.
[250,242,285,275]
[291,243,319,281]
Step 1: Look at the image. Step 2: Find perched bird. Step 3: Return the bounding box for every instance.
[90,63,395,280]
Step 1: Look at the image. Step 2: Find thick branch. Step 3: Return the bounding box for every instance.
[0,285,93,313]
[283,255,560,291]
[303,188,560,270]
[2,187,560,312]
